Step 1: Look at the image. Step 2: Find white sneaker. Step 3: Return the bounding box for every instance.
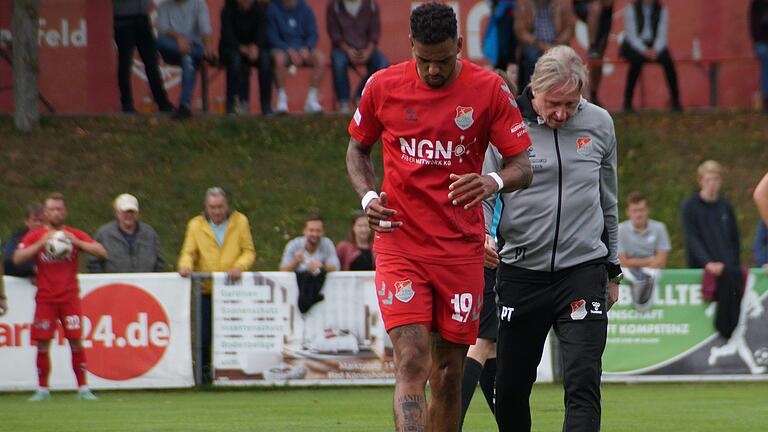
[304,99,323,113]
[338,102,351,114]
[275,98,289,114]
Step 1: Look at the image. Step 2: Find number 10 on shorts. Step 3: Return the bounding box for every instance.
[451,293,473,323]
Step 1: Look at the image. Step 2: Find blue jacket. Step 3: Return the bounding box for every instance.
[754,220,768,267]
[267,0,318,50]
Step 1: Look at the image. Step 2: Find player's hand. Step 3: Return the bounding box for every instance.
[227,267,242,282]
[607,281,619,311]
[179,267,192,278]
[448,173,497,209]
[365,192,402,233]
[484,234,499,269]
[705,261,725,277]
[61,230,80,246]
[0,298,7,316]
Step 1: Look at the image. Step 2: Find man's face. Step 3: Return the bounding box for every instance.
[531,84,581,129]
[205,195,229,225]
[44,199,67,228]
[116,209,139,230]
[699,173,722,197]
[25,212,43,231]
[304,220,324,246]
[626,201,650,228]
[411,37,462,88]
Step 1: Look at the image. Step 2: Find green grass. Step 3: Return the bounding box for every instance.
[1,111,767,269]
[1,383,766,431]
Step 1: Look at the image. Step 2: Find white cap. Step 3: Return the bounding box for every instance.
[114,193,139,212]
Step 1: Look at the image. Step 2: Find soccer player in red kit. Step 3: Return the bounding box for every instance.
[14,193,107,401]
[346,4,532,430]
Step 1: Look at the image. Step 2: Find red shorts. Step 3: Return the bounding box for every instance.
[375,253,485,345]
[31,298,83,340]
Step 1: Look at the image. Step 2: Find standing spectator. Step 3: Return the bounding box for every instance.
[267,0,326,113]
[573,0,614,106]
[14,193,107,401]
[618,191,671,269]
[156,0,216,120]
[88,193,165,273]
[483,1,519,74]
[335,211,374,271]
[280,216,340,312]
[620,0,681,112]
[112,0,174,113]
[753,172,768,267]
[177,187,256,382]
[681,161,742,338]
[3,203,44,277]
[219,0,273,116]
[751,0,768,111]
[326,0,388,113]
[515,0,574,90]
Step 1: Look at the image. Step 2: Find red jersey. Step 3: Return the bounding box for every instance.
[18,226,94,302]
[349,59,531,264]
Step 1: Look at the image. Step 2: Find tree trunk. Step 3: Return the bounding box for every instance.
[12,0,40,132]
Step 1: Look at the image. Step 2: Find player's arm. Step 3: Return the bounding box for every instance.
[13,232,52,265]
[449,150,532,210]
[346,137,402,233]
[64,232,107,258]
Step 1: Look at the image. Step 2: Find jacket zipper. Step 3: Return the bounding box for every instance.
[550,129,563,273]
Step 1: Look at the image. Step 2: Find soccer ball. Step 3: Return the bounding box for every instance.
[45,231,73,259]
[754,348,768,367]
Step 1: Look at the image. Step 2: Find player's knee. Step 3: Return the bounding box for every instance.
[69,338,83,350]
[37,339,51,351]
[396,349,430,384]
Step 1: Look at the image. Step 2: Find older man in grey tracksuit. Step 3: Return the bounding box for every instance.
[483,46,621,432]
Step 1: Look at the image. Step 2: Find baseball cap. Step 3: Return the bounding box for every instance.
[114,193,139,212]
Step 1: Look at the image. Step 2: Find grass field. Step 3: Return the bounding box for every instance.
[1,383,767,431]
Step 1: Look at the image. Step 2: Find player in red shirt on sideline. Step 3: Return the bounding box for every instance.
[14,193,107,401]
[346,4,532,430]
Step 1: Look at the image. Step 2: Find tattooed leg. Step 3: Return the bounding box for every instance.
[390,324,431,432]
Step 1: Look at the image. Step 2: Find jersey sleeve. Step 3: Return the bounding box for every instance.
[70,228,95,244]
[348,73,384,146]
[488,78,531,158]
[18,229,41,250]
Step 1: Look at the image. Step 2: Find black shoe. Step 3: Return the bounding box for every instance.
[173,105,192,121]
[122,105,136,114]
[158,102,175,113]
[671,102,683,113]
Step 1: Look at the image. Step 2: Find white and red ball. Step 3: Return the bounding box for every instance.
[45,230,73,259]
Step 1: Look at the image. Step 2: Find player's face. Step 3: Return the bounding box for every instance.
[411,37,462,88]
[116,210,139,230]
[25,212,43,231]
[352,216,370,242]
[626,201,649,228]
[44,199,67,228]
[205,195,229,225]
[304,220,324,246]
[532,84,581,129]
[699,173,722,198]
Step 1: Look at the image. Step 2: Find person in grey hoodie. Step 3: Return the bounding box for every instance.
[486,45,620,432]
[88,194,165,273]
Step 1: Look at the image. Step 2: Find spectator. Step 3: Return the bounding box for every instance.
[618,191,670,269]
[483,0,519,74]
[267,0,326,113]
[219,0,273,116]
[156,0,216,120]
[177,187,256,382]
[112,0,174,113]
[753,172,768,267]
[620,0,681,112]
[280,216,340,312]
[335,211,374,270]
[751,0,768,112]
[88,193,165,273]
[3,203,44,278]
[514,0,574,90]
[573,0,614,106]
[326,0,388,113]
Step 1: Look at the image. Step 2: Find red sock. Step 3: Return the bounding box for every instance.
[71,347,88,387]
[36,348,50,388]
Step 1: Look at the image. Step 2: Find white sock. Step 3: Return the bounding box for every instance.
[307,87,318,103]
[278,88,287,101]
[38,387,50,394]
[78,385,89,392]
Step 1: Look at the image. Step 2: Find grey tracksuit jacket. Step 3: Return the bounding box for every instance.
[483,88,619,272]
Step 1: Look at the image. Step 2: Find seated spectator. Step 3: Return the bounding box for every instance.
[178,187,256,383]
[326,0,388,113]
[219,0,273,116]
[618,191,670,269]
[267,0,326,113]
[88,194,165,273]
[515,0,574,90]
[156,0,216,120]
[620,0,681,112]
[3,203,43,277]
[280,216,340,312]
[573,0,614,106]
[751,0,768,112]
[336,211,375,270]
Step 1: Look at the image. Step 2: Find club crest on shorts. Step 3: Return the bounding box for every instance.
[394,279,415,303]
[576,137,592,156]
[570,299,587,320]
[455,106,474,130]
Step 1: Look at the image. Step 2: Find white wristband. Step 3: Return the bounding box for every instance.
[361,190,380,211]
[487,172,504,191]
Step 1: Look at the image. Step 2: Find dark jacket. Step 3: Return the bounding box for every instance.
[751,0,768,43]
[326,0,381,50]
[681,194,741,268]
[219,0,268,54]
[88,221,165,273]
[754,220,768,266]
[3,228,35,277]
[267,0,319,50]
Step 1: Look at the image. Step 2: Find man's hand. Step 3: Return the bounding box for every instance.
[0,297,7,316]
[307,260,322,273]
[227,267,242,282]
[607,282,619,311]
[448,173,498,209]
[177,36,191,55]
[299,47,312,65]
[179,267,192,278]
[203,41,217,62]
[293,250,305,264]
[705,261,725,277]
[643,48,658,60]
[247,44,259,61]
[365,192,402,233]
[484,234,499,269]
[287,48,302,67]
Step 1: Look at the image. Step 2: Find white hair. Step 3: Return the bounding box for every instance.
[530,45,588,96]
